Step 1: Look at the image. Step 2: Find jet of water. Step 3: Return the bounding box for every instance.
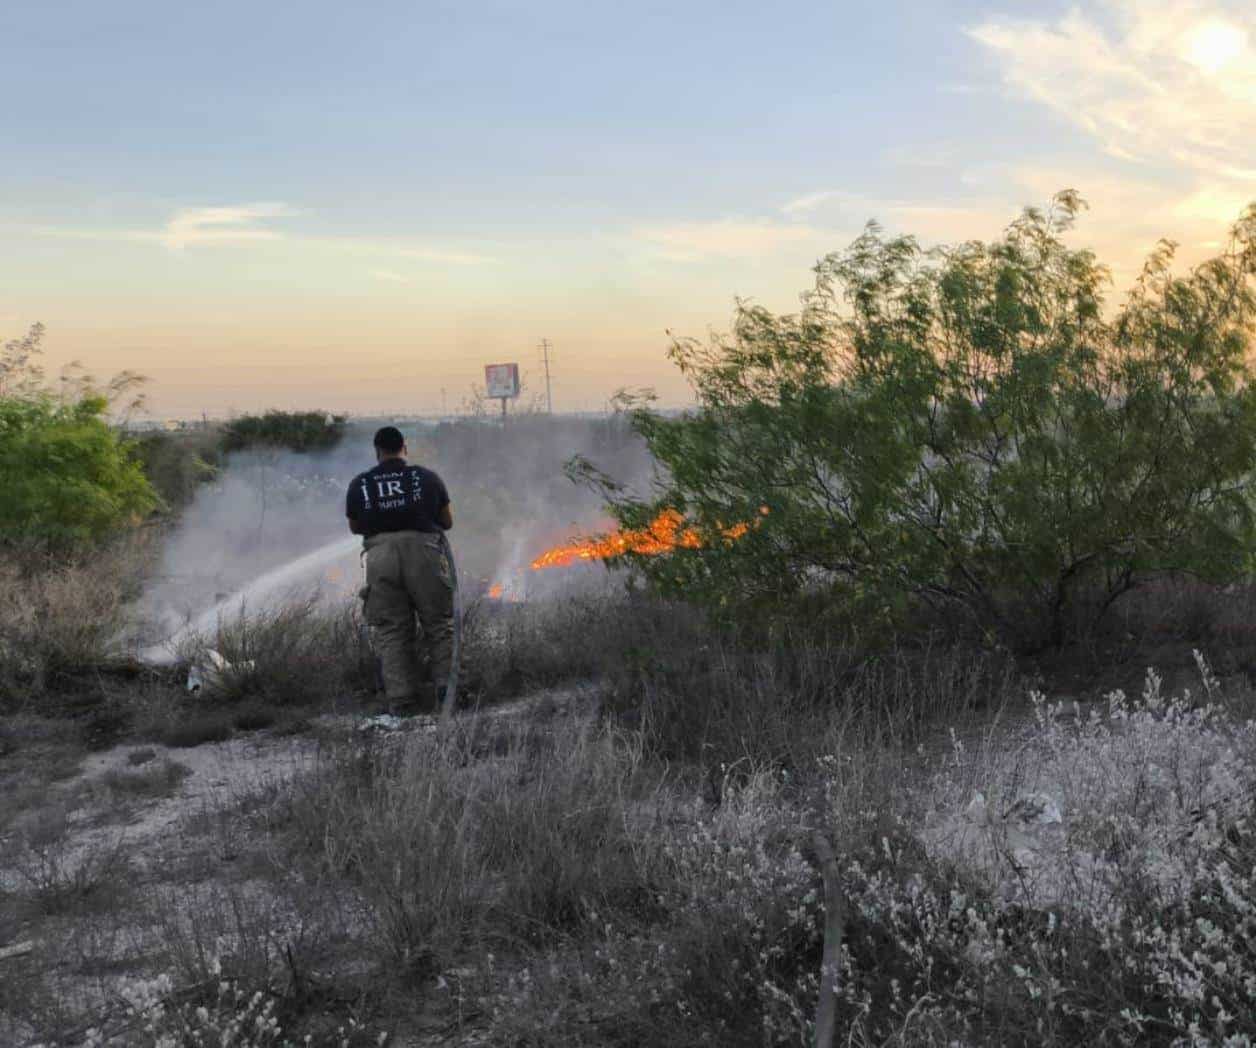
[137,535,361,665]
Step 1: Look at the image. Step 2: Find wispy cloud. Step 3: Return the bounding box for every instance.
[969,2,1256,174]
[160,203,294,249]
[392,245,499,266]
[780,189,1002,242]
[38,202,296,250]
[631,219,822,261]
[35,203,500,267]
[965,1,1256,273]
[370,269,413,283]
[780,191,842,217]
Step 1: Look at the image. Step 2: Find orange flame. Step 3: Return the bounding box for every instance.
[529,508,762,571]
[488,583,504,599]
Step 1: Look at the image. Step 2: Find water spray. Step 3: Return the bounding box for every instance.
[137,535,360,667]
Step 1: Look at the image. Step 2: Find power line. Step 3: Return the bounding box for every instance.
[539,338,553,415]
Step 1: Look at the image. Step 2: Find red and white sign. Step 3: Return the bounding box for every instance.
[484,362,521,399]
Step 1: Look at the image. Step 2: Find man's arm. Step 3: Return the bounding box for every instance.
[346,476,367,535]
[434,473,453,530]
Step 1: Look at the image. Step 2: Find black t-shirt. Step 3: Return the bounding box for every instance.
[345,458,450,536]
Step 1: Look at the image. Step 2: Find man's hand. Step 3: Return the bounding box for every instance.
[438,504,453,531]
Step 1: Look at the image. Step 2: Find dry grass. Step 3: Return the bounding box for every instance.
[6,803,133,918]
[10,557,1256,1044]
[0,536,154,712]
[192,596,373,709]
[274,715,666,969]
[457,582,690,698]
[95,757,191,800]
[599,615,1017,775]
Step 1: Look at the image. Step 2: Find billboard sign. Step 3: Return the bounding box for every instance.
[484,362,521,399]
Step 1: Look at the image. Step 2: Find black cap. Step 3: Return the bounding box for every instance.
[373,426,405,453]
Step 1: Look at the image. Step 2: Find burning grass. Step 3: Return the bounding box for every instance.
[529,508,709,569]
[516,506,765,575]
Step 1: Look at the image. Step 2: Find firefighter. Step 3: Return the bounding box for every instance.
[346,426,454,712]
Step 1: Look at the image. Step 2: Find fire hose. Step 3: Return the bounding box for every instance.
[439,528,461,720]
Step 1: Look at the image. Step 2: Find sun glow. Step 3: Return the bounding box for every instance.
[1184,19,1247,74]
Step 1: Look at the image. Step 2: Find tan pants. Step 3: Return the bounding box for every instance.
[362,531,454,703]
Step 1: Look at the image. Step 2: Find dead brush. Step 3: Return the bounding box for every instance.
[183,595,370,709]
[466,749,915,1048]
[94,757,191,801]
[7,803,132,917]
[0,536,151,711]
[461,585,702,700]
[272,715,668,979]
[614,629,1019,774]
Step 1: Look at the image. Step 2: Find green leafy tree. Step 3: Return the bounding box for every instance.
[0,325,158,547]
[578,194,1256,649]
[220,409,346,453]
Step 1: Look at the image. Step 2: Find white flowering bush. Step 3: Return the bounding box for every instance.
[829,655,1256,1046]
[650,774,824,1043]
[82,964,385,1048]
[66,664,1248,1047]
[478,771,827,1046]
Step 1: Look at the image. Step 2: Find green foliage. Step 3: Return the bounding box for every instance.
[0,326,158,547]
[220,410,347,453]
[131,428,221,509]
[585,194,1256,648]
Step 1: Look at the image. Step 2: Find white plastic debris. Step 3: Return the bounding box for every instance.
[186,649,254,696]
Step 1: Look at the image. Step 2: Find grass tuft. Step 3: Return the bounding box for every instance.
[160,710,235,749]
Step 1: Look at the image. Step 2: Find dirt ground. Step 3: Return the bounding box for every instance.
[0,683,600,1047]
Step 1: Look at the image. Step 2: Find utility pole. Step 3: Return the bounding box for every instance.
[539,338,553,415]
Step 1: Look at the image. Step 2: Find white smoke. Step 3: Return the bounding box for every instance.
[132,415,653,654]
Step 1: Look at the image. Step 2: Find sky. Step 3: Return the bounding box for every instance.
[3,0,1255,417]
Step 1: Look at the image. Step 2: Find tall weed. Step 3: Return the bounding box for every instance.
[0,538,151,710]
[274,716,666,976]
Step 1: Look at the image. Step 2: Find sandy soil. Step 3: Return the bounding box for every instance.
[0,682,601,1047]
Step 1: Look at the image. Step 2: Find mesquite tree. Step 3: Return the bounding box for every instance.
[0,324,157,547]
[579,193,1256,649]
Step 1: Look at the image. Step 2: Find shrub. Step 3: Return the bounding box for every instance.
[823,656,1256,1045]
[131,426,221,509]
[0,393,157,547]
[581,195,1256,650]
[460,585,702,700]
[0,324,158,547]
[159,710,235,748]
[220,410,347,454]
[8,803,132,917]
[604,620,1016,769]
[479,772,827,1047]
[97,758,190,800]
[0,538,152,710]
[274,717,666,975]
[193,597,371,708]
[82,966,383,1047]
